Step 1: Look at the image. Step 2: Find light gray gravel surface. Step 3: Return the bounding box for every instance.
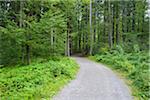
[53,57,133,100]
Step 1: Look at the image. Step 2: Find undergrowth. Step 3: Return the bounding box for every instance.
[90,46,149,100]
[0,57,79,99]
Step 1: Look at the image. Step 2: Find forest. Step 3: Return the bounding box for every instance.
[0,0,149,99]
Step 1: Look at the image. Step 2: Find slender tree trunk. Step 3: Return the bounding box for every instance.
[66,16,72,56]
[97,19,101,49]
[93,0,97,43]
[89,0,93,55]
[20,1,25,64]
[126,3,130,32]
[66,32,70,56]
[122,0,125,33]
[122,1,127,42]
[21,45,25,64]
[65,2,71,56]
[132,0,135,32]
[116,2,119,45]
[79,20,81,51]
[142,13,144,32]
[66,24,70,56]
[77,19,80,51]
[70,29,72,55]
[26,44,30,65]
[108,0,112,48]
[51,29,54,55]
[82,29,85,52]
[112,3,115,44]
[19,1,23,28]
[103,1,106,37]
[26,29,31,65]
[85,5,89,55]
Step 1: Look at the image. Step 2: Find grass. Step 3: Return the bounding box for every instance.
[0,57,79,99]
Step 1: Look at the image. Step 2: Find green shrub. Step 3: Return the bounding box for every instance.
[0,57,79,99]
[91,48,149,99]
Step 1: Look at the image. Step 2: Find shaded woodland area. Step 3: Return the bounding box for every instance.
[0,0,149,65]
[0,0,149,99]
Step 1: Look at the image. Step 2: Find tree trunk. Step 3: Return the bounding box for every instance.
[79,21,81,51]
[21,45,25,64]
[103,0,106,37]
[66,28,70,56]
[142,13,144,32]
[89,0,93,55]
[77,19,80,51]
[93,0,97,43]
[26,29,31,65]
[108,0,112,48]
[51,29,54,55]
[112,3,115,44]
[20,1,25,64]
[97,20,101,49]
[116,2,119,45]
[126,3,129,32]
[66,16,71,56]
[85,5,89,55]
[26,44,30,65]
[132,0,135,32]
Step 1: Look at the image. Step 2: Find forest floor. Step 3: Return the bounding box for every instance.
[53,57,133,100]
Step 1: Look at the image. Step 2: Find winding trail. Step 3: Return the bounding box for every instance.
[53,57,133,100]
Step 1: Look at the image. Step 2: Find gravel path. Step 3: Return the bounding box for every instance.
[53,57,133,100]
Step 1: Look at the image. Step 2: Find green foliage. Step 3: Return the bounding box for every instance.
[122,32,149,52]
[0,25,25,65]
[90,46,149,99]
[31,9,67,57]
[0,57,79,99]
[0,0,149,99]
[0,1,68,65]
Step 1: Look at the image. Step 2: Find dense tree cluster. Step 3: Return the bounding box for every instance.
[0,0,149,99]
[73,0,149,55]
[0,0,69,65]
[0,0,149,65]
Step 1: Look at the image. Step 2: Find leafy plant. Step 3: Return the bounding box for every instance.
[90,47,149,99]
[0,57,79,99]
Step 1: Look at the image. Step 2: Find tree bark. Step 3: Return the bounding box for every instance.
[116,2,119,45]
[112,3,115,44]
[51,29,54,55]
[89,0,93,55]
[108,0,112,48]
[103,0,106,37]
[85,5,89,55]
[26,44,30,65]
[20,1,25,64]
[132,0,135,32]
[66,16,72,56]
[79,21,81,51]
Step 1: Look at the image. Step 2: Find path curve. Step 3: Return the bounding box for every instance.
[53,57,133,100]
